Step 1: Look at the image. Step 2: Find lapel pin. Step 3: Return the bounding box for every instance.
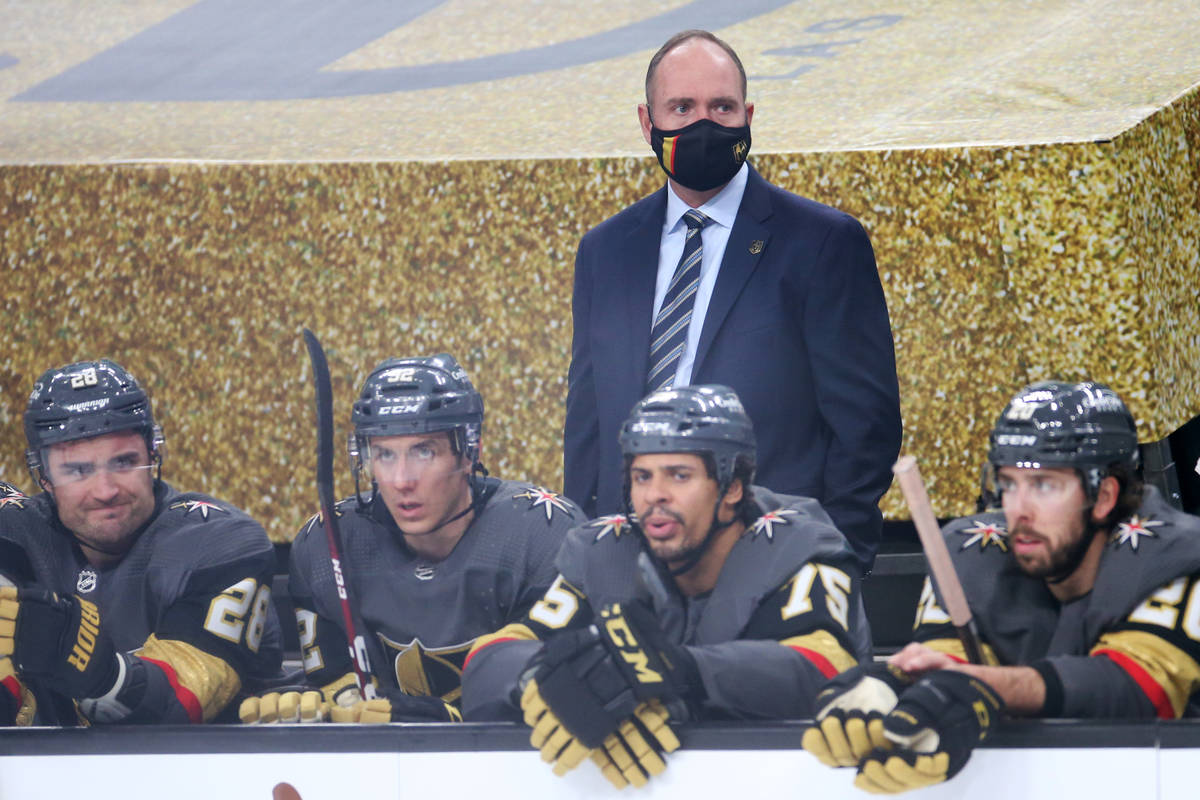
[749,240,764,254]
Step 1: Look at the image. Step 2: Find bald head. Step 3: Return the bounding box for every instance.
[645,30,747,107]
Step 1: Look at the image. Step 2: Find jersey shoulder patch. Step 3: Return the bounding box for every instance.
[508,485,577,524]
[944,513,1010,555]
[1109,514,1166,552]
[587,513,635,543]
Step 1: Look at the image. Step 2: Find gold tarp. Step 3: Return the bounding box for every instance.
[2,1,1199,540]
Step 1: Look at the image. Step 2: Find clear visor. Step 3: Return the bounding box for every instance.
[362,439,468,484]
[45,451,154,486]
[996,468,1089,514]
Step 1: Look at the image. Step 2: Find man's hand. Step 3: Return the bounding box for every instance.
[802,661,912,767]
[888,642,960,678]
[0,586,120,701]
[855,670,1004,794]
[595,602,701,703]
[590,699,681,789]
[240,689,329,724]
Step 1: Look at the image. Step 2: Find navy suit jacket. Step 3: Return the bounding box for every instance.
[563,165,902,570]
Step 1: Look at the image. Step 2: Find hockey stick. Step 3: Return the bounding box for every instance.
[892,455,985,665]
[302,328,373,696]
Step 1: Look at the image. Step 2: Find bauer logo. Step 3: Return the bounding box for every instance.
[62,397,110,413]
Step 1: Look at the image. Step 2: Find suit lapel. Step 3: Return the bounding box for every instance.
[613,188,667,387]
[693,166,773,377]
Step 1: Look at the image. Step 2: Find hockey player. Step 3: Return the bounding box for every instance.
[240,354,580,724]
[462,384,871,788]
[803,381,1200,793]
[0,359,283,725]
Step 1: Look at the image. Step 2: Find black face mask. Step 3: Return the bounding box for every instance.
[650,117,751,192]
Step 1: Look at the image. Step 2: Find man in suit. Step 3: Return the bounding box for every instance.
[563,29,902,571]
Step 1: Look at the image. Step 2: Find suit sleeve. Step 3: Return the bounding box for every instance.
[1041,573,1200,719]
[462,573,595,721]
[800,213,901,571]
[689,560,863,719]
[563,232,600,517]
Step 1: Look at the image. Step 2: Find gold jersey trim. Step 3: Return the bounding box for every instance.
[780,630,858,674]
[1092,629,1200,718]
[138,634,241,722]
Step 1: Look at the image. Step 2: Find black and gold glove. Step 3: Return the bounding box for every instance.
[802,661,912,768]
[855,670,1004,794]
[525,625,642,749]
[239,687,329,724]
[591,699,681,789]
[335,688,462,724]
[521,679,596,776]
[595,601,701,704]
[0,586,120,702]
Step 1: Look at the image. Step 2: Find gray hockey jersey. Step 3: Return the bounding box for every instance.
[914,486,1200,718]
[289,478,579,706]
[0,481,282,724]
[462,487,870,721]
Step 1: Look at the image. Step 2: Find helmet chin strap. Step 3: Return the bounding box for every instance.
[665,484,737,578]
[390,462,489,539]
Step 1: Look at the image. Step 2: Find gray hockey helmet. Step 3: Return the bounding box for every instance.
[24,359,162,480]
[988,381,1138,494]
[619,384,756,487]
[350,354,483,465]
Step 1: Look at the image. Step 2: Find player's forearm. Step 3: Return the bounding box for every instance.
[950,663,1045,715]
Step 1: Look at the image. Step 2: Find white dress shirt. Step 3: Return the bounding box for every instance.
[650,162,750,387]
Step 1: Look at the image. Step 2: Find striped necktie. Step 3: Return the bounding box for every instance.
[647,209,712,392]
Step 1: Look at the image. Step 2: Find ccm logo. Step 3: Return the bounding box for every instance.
[600,605,663,685]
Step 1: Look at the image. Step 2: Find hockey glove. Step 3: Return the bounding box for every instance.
[591,698,681,789]
[595,601,701,704]
[802,661,912,768]
[332,688,462,724]
[521,679,596,776]
[855,670,1004,794]
[525,625,644,749]
[240,688,329,724]
[0,586,120,701]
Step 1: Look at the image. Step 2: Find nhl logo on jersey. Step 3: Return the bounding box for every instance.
[1111,515,1164,551]
[958,520,1009,552]
[76,568,98,594]
[590,514,632,542]
[513,487,573,522]
[748,508,797,541]
[169,499,226,519]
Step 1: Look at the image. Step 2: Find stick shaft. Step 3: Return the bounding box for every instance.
[303,328,372,694]
[893,455,985,664]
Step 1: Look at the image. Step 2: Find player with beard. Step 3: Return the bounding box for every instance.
[462,384,870,788]
[240,354,580,725]
[0,359,282,726]
[802,380,1200,794]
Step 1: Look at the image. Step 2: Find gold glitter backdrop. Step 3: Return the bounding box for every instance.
[4,87,1200,541]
